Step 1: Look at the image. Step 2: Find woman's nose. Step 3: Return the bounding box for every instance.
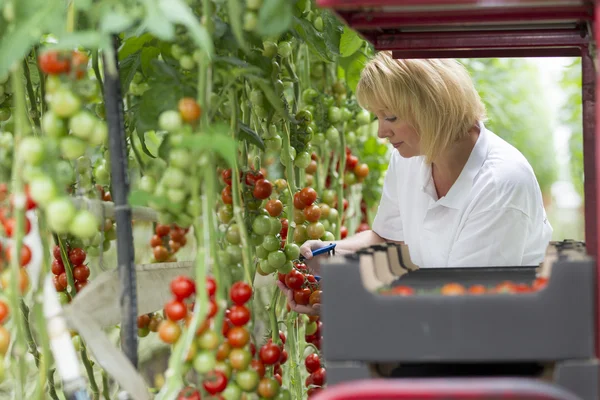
[377,123,392,139]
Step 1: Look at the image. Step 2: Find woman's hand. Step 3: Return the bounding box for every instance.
[276,281,321,316]
[299,240,327,260]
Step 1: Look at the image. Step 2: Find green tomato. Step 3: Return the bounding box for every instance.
[294,151,311,169]
[218,250,231,266]
[357,109,371,126]
[248,232,264,246]
[163,167,185,189]
[60,136,87,160]
[246,0,262,9]
[171,44,185,60]
[50,88,81,118]
[276,388,292,400]
[256,245,269,260]
[89,121,108,146]
[169,148,192,170]
[250,90,264,108]
[262,41,278,58]
[262,235,280,252]
[302,88,318,104]
[0,108,10,122]
[235,369,259,392]
[227,245,243,264]
[259,259,276,274]
[328,208,340,223]
[322,189,336,206]
[278,260,294,274]
[341,107,353,122]
[139,175,156,193]
[226,224,242,245]
[167,188,186,204]
[328,106,342,123]
[326,125,340,145]
[214,361,233,379]
[197,330,219,351]
[70,210,99,239]
[268,250,287,269]
[284,243,300,260]
[28,175,57,206]
[222,383,243,400]
[277,41,293,58]
[312,133,326,146]
[265,136,282,151]
[46,197,76,233]
[313,15,324,31]
[252,214,272,236]
[94,163,110,185]
[41,111,67,138]
[269,218,283,236]
[158,110,182,132]
[193,350,217,374]
[322,231,335,241]
[18,137,45,165]
[179,55,195,70]
[243,11,258,31]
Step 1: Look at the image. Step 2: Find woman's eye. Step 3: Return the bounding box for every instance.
[385,116,397,122]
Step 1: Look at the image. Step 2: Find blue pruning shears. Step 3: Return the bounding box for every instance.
[299,243,336,281]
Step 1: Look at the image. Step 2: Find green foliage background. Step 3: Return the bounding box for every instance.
[461,58,558,196]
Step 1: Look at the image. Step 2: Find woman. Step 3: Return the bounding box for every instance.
[278,52,553,315]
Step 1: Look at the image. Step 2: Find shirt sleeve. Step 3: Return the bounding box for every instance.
[447,207,530,267]
[371,152,404,242]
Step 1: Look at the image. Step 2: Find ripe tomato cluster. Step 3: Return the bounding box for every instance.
[304,353,326,398]
[340,147,369,187]
[51,245,91,296]
[381,277,550,297]
[38,50,89,80]
[150,223,189,263]
[157,275,199,345]
[278,262,322,310]
[292,187,336,245]
[0,299,10,359]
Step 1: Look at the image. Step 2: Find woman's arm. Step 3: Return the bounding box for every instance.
[299,230,396,259]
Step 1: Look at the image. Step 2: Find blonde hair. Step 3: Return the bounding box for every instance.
[355,52,487,163]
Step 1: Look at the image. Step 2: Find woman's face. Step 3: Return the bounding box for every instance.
[374,109,421,158]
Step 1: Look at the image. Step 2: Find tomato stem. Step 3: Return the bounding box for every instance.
[22,58,40,128]
[335,121,347,240]
[285,314,303,399]
[9,64,33,399]
[80,342,100,399]
[269,289,281,344]
[281,123,296,243]
[32,47,47,115]
[92,49,104,97]
[54,234,77,299]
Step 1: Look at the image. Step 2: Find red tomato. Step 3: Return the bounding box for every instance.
[73,265,90,282]
[203,370,228,395]
[158,320,181,344]
[155,224,171,237]
[251,358,266,378]
[230,281,252,305]
[221,186,233,205]
[245,170,264,186]
[299,187,317,207]
[253,179,273,200]
[340,226,348,239]
[390,285,414,296]
[170,275,196,300]
[221,169,233,186]
[354,163,369,178]
[227,326,250,348]
[259,342,281,365]
[284,270,304,290]
[51,259,65,275]
[294,288,311,305]
[311,367,326,386]
[0,301,9,324]
[178,98,202,123]
[137,314,151,329]
[177,386,201,400]
[3,216,31,237]
[279,218,288,238]
[68,248,86,266]
[208,298,218,318]
[71,50,89,79]
[228,305,250,326]
[305,353,321,373]
[265,199,283,217]
[38,50,70,75]
[164,299,187,321]
[150,234,163,247]
[440,283,466,296]
[7,243,32,267]
[303,205,321,223]
[206,276,217,297]
[293,192,307,210]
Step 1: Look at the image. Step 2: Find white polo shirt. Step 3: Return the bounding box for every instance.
[372,122,553,268]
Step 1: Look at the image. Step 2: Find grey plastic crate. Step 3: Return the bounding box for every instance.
[320,241,596,363]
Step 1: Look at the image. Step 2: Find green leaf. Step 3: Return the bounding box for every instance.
[135,129,156,159]
[257,0,293,37]
[322,11,343,57]
[246,76,288,120]
[46,31,109,51]
[0,2,63,80]
[291,17,334,62]
[119,33,155,59]
[227,0,249,53]
[135,82,183,134]
[142,0,175,41]
[158,134,171,160]
[339,51,368,93]
[238,122,265,151]
[100,11,134,33]
[157,0,214,58]
[119,51,142,95]
[339,26,364,57]
[140,47,161,76]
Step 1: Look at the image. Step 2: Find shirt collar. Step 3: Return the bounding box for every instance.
[421,121,490,209]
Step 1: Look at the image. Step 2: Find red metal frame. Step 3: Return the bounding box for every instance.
[311,378,581,400]
[318,0,600,380]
